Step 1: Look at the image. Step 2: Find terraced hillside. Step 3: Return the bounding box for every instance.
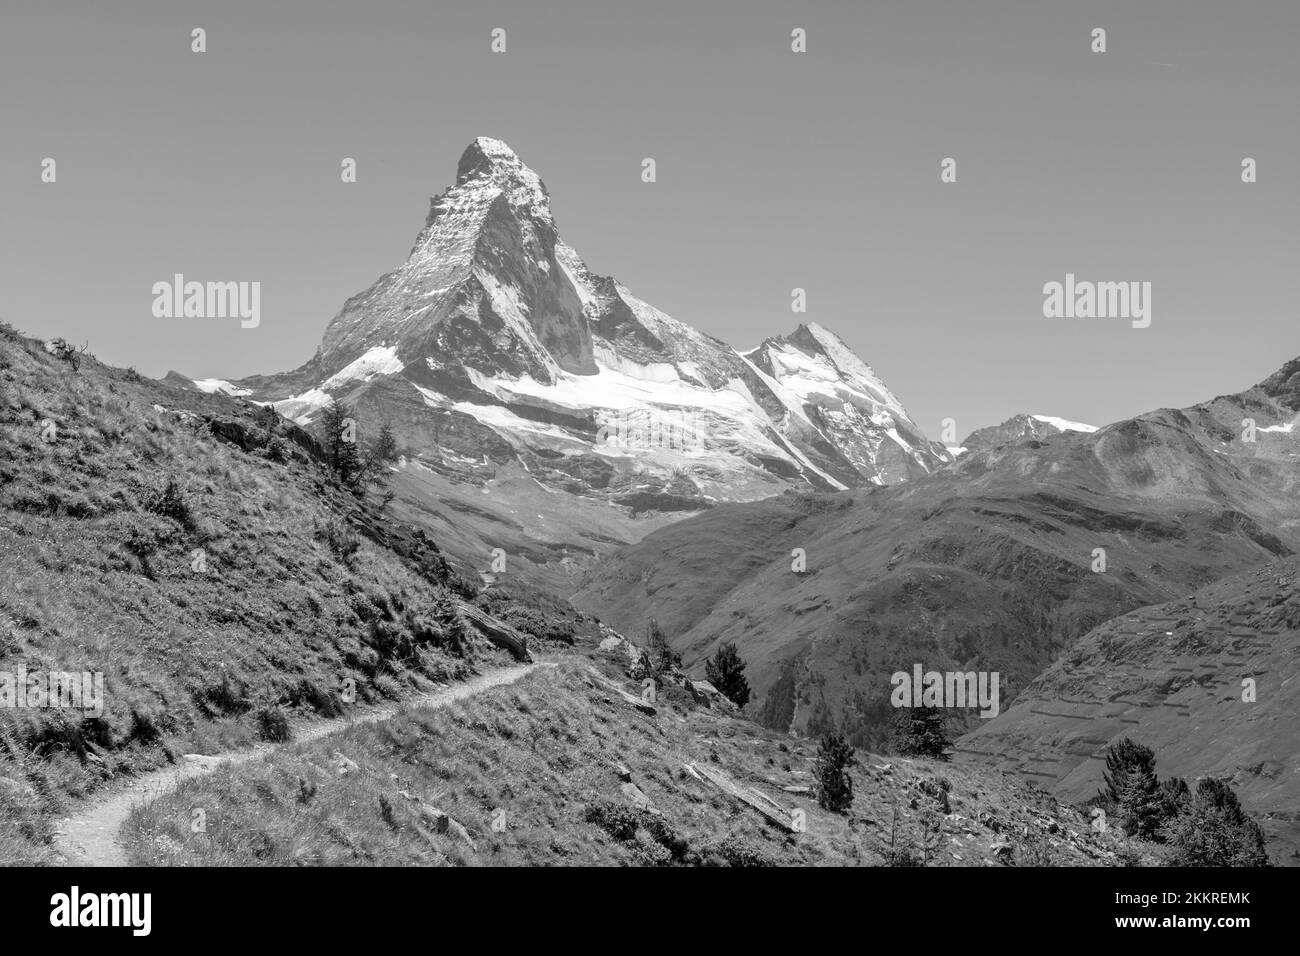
[956,556,1300,864]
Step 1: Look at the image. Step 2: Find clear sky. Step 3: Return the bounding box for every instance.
[2,0,1296,438]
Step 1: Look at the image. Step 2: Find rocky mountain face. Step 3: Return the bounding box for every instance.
[957,413,1098,455]
[572,357,1300,750]
[173,138,948,586]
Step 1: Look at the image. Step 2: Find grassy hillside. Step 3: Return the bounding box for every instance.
[0,324,543,864]
[121,655,1148,867]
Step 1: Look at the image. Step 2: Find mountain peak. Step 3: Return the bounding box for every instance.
[209,137,949,493]
[454,136,552,223]
[457,136,521,174]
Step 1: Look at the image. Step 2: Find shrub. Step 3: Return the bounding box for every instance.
[254,705,291,742]
[317,519,360,563]
[148,479,196,532]
[202,672,251,716]
[584,799,689,864]
[813,732,856,812]
[45,337,87,371]
[700,834,778,867]
[883,848,923,867]
[630,619,680,684]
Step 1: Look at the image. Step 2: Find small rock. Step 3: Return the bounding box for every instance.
[621,781,657,813]
[333,752,360,775]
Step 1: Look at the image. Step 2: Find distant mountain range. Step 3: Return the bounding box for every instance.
[573,357,1300,753]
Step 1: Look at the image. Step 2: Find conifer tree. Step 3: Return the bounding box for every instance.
[322,398,361,489]
[889,705,951,761]
[814,732,856,812]
[704,642,751,708]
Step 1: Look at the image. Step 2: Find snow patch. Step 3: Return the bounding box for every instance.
[1030,414,1098,433]
[322,345,404,390]
[192,379,252,397]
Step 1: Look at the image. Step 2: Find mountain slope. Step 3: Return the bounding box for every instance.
[0,323,548,864]
[572,356,1300,748]
[171,138,948,588]
[119,656,1144,868]
[956,556,1300,863]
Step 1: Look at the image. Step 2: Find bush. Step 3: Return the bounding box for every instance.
[700,834,778,867]
[45,337,87,371]
[630,619,680,684]
[147,479,197,532]
[813,732,856,812]
[202,672,251,716]
[254,705,291,743]
[317,519,360,563]
[883,848,923,867]
[584,799,689,864]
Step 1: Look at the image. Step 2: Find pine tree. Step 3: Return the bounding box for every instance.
[647,618,679,674]
[1117,764,1165,839]
[358,421,400,488]
[1163,778,1269,867]
[1159,776,1191,819]
[322,399,361,489]
[1099,738,1157,809]
[704,642,751,708]
[813,732,856,813]
[889,705,951,761]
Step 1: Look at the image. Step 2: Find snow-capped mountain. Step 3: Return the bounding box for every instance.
[174,137,948,516]
[955,412,1098,455]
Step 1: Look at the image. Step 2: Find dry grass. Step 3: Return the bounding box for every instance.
[122,657,1150,867]
[0,328,513,862]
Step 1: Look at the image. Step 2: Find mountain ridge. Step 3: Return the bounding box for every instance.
[572,351,1300,748]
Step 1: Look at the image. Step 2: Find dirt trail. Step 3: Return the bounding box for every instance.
[55,663,542,867]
